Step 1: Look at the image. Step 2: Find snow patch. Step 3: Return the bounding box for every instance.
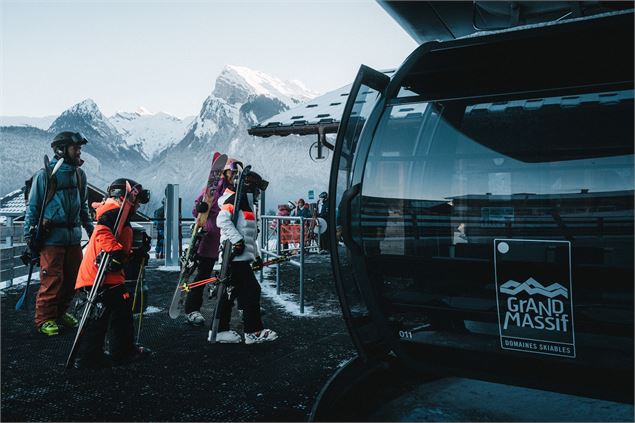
[143,305,163,314]
[157,265,181,271]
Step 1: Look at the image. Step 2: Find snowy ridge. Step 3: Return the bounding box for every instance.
[54,99,121,139]
[110,110,195,159]
[0,116,57,130]
[214,65,319,107]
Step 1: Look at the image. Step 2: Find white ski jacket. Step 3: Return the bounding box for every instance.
[216,187,260,263]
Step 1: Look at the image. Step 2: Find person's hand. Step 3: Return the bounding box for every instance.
[107,250,126,272]
[196,201,209,213]
[85,225,94,239]
[252,256,263,270]
[232,240,245,256]
[139,232,152,253]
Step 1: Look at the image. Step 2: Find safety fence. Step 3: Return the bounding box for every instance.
[257,215,326,314]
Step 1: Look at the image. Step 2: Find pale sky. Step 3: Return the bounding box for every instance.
[1,0,417,118]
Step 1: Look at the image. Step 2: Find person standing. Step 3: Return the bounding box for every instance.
[72,178,152,368]
[317,191,330,253]
[213,169,277,344]
[184,159,240,325]
[153,199,165,259]
[24,132,94,336]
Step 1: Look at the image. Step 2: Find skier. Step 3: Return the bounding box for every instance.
[184,158,241,325]
[153,199,165,259]
[291,198,312,219]
[72,178,152,368]
[213,168,277,344]
[24,131,94,336]
[317,191,330,253]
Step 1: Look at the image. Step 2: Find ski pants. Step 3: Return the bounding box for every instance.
[218,261,264,333]
[185,256,216,314]
[35,245,82,327]
[76,284,136,362]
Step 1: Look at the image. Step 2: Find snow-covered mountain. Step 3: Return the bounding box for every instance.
[0,115,57,130]
[2,65,331,214]
[213,65,318,108]
[48,99,147,166]
[139,65,327,212]
[110,109,194,159]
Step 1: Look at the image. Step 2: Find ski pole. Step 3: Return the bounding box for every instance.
[180,276,221,292]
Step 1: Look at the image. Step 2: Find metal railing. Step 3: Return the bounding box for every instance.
[258,215,324,314]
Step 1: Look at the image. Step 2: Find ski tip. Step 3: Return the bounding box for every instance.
[125,180,132,192]
[52,157,65,175]
[213,151,221,163]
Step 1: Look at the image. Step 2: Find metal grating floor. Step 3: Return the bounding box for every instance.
[1,255,354,421]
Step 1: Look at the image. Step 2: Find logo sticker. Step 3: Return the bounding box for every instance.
[494,239,575,358]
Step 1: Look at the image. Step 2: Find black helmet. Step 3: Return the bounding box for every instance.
[107,178,150,204]
[244,170,269,193]
[51,132,88,159]
[319,191,328,200]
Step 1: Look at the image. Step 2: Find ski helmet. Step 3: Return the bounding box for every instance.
[106,178,150,204]
[244,170,268,193]
[51,132,88,158]
[223,158,244,173]
[319,191,328,200]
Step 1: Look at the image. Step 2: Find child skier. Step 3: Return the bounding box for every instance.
[72,178,152,368]
[214,169,277,344]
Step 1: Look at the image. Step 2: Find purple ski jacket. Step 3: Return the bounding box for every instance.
[192,178,228,259]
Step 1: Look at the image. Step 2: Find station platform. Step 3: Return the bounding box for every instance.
[1,254,355,421]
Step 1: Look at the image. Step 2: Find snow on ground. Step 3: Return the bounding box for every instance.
[259,266,338,318]
[0,272,40,290]
[156,266,181,272]
[143,305,163,314]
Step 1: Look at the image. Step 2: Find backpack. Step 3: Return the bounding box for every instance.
[23,167,85,208]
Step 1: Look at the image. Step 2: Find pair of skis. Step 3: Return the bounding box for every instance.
[168,153,228,319]
[208,165,251,343]
[15,155,65,311]
[177,255,291,292]
[65,180,142,369]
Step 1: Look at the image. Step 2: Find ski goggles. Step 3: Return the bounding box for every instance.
[224,160,244,173]
[69,132,88,145]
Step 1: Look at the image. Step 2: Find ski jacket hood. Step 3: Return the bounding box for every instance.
[23,157,93,246]
[76,198,133,289]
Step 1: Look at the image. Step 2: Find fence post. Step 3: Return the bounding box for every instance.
[259,216,264,285]
[165,184,180,267]
[276,217,281,295]
[299,217,304,314]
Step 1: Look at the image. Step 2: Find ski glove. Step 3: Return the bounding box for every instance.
[85,225,94,239]
[106,250,126,272]
[232,239,245,257]
[252,256,263,270]
[196,201,209,213]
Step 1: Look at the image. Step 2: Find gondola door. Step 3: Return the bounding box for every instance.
[328,65,390,361]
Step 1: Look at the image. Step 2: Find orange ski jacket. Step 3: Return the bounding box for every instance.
[76,198,133,289]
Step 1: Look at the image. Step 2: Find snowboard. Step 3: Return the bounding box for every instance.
[169,152,227,319]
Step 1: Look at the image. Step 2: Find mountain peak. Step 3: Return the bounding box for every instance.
[69,98,100,115]
[135,106,153,116]
[213,64,319,107]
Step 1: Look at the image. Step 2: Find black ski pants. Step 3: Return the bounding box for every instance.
[185,256,216,314]
[218,261,264,333]
[76,284,135,362]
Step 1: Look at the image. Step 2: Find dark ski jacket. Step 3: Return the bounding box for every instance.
[23,157,93,246]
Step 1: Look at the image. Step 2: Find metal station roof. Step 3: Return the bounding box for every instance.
[248,70,395,140]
